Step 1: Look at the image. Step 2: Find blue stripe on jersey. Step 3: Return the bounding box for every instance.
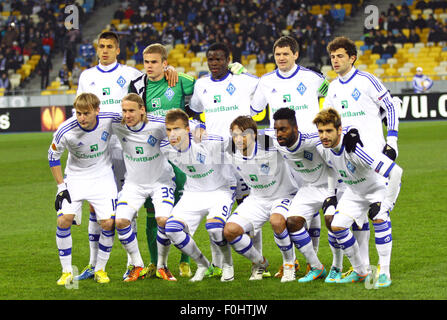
[382,95,396,130]
[357,71,383,92]
[55,120,78,143]
[300,66,325,79]
[250,105,263,113]
[338,69,358,84]
[243,72,259,79]
[330,144,344,156]
[211,71,230,82]
[354,147,374,165]
[96,63,119,73]
[383,162,395,178]
[160,140,170,147]
[49,159,61,167]
[276,66,299,79]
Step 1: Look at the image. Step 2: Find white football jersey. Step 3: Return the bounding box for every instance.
[226,133,298,198]
[161,134,236,192]
[111,115,174,186]
[265,129,330,187]
[319,139,396,198]
[48,112,118,179]
[250,65,324,133]
[323,67,399,152]
[77,62,143,113]
[190,72,259,137]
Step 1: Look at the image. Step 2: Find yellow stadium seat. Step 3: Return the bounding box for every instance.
[265,63,276,73]
[66,89,77,94]
[41,90,56,95]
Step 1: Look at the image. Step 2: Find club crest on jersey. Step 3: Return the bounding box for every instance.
[147,135,157,147]
[164,87,175,101]
[226,82,236,95]
[196,153,206,164]
[304,151,313,161]
[116,75,126,88]
[101,131,110,141]
[346,161,356,173]
[260,163,270,174]
[352,88,361,101]
[297,82,307,95]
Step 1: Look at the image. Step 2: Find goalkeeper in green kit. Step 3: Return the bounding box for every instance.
[129,43,249,280]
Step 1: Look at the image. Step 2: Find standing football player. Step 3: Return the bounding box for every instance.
[314,108,402,287]
[323,36,401,275]
[49,93,119,285]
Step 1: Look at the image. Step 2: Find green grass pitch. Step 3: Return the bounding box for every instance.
[0,121,446,301]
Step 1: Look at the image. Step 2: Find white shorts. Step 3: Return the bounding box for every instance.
[227,194,294,234]
[332,185,386,229]
[116,175,176,221]
[169,189,235,235]
[59,169,118,224]
[288,184,331,226]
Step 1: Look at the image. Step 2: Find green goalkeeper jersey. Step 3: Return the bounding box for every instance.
[128,72,195,116]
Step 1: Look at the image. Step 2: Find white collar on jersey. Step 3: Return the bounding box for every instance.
[330,135,344,155]
[126,121,145,132]
[97,61,119,72]
[286,132,302,153]
[338,66,357,83]
[277,64,298,78]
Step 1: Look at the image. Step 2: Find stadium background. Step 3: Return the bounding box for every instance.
[0,0,446,303]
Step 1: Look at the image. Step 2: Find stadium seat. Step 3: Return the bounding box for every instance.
[265,63,276,73]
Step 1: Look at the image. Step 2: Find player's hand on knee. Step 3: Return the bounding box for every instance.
[368,202,381,220]
[55,183,71,211]
[342,128,363,153]
[322,196,337,215]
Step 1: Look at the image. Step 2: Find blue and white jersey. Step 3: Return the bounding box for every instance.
[319,135,397,198]
[250,64,324,133]
[412,74,433,93]
[225,133,298,198]
[111,114,174,186]
[324,67,399,152]
[48,112,119,179]
[161,133,236,192]
[265,128,330,187]
[190,71,259,137]
[77,61,143,113]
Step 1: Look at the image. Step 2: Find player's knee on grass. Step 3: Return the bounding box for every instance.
[286,216,306,233]
[57,214,74,229]
[223,222,243,243]
[330,224,345,232]
[269,213,287,234]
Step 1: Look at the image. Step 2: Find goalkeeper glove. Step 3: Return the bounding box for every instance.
[322,196,337,215]
[383,136,398,160]
[55,183,71,211]
[317,78,330,97]
[342,128,363,153]
[228,62,247,75]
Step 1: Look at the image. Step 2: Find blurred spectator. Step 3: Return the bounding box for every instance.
[58,64,70,87]
[384,40,397,57]
[0,72,10,91]
[408,29,421,43]
[37,53,52,89]
[371,41,384,56]
[412,67,433,93]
